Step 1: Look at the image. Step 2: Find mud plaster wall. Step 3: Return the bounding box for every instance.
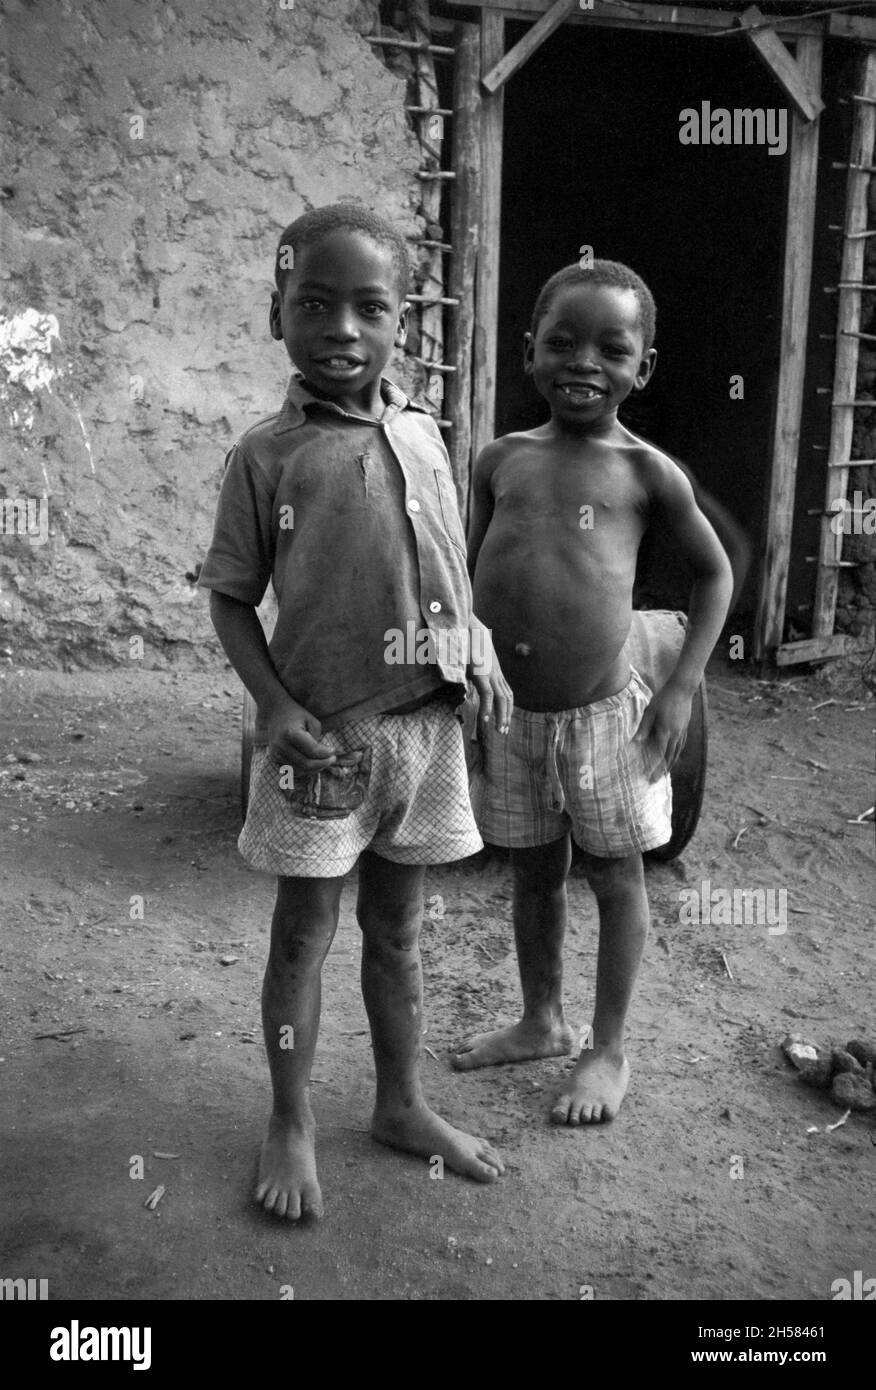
[0,0,427,667]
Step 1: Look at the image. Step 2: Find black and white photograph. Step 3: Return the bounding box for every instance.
[1,0,874,1334]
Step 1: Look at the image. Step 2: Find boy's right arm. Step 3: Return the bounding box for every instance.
[465,441,501,579]
[209,591,336,771]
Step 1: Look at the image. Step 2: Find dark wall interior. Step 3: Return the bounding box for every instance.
[497,21,793,618]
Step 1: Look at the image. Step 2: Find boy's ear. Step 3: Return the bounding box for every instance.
[634,347,657,391]
[395,301,409,348]
[523,331,535,375]
[269,290,283,341]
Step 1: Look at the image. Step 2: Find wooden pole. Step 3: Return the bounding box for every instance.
[482,0,578,95]
[471,9,504,473]
[812,48,876,639]
[753,37,822,663]
[736,6,824,121]
[408,0,445,422]
[446,22,481,526]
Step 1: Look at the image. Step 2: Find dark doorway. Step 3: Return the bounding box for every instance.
[496,21,788,615]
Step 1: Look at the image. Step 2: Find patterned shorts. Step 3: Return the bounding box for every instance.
[470,669,673,858]
[239,702,483,878]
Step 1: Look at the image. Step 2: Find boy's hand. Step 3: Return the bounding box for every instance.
[468,623,513,734]
[634,680,692,781]
[265,695,337,772]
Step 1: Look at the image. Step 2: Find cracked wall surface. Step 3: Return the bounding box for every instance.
[0,0,424,666]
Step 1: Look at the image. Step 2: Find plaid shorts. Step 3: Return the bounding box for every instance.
[470,669,673,857]
[239,701,483,878]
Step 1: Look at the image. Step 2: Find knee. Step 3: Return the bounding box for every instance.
[269,891,337,970]
[512,841,570,897]
[357,896,422,953]
[513,864,564,900]
[579,851,643,899]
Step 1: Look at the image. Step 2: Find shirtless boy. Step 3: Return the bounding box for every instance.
[199,204,511,1218]
[453,259,733,1124]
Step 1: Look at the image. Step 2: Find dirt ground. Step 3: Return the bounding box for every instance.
[1,653,873,1302]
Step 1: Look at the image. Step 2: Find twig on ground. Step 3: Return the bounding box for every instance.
[825,1110,851,1133]
[732,825,748,850]
[721,952,733,980]
[32,1026,87,1040]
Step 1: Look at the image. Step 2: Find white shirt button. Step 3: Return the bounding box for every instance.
[429,601,442,613]
[408,499,420,513]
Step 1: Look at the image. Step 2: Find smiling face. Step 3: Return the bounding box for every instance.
[525,283,656,433]
[269,230,408,416]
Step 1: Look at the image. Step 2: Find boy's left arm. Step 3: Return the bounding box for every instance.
[467,612,512,734]
[636,462,733,777]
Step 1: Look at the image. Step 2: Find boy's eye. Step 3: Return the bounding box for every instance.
[361,302,387,318]
[298,298,326,313]
[604,344,631,357]
[545,338,571,351]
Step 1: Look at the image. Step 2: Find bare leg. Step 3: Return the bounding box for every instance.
[551,850,648,1124]
[358,851,504,1182]
[452,836,576,1069]
[255,874,344,1219]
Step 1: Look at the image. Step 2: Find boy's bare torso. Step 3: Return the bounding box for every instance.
[473,425,662,711]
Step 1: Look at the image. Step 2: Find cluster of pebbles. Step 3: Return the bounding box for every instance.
[783,1033,876,1113]
[0,747,148,823]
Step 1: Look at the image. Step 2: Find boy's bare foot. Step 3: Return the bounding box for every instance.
[550,1047,630,1124]
[255,1111,324,1220]
[451,1018,575,1071]
[372,1102,504,1182]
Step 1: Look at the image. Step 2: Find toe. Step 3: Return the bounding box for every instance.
[478,1142,504,1173]
[285,1192,302,1221]
[274,1190,288,1218]
[262,1186,280,1212]
[451,1051,476,1071]
[301,1185,323,1219]
[550,1098,572,1124]
[473,1158,499,1182]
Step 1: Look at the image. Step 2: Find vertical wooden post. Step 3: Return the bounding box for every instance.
[812,48,876,637]
[447,22,481,526]
[471,9,505,469]
[753,37,823,662]
[408,0,445,420]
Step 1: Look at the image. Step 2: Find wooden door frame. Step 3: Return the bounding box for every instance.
[441,0,876,662]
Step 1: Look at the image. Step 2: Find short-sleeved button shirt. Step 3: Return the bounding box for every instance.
[198,375,472,735]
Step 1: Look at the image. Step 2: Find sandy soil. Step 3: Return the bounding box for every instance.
[1,655,873,1302]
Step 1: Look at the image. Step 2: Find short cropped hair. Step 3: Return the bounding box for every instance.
[275,203,411,298]
[531,259,656,350]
